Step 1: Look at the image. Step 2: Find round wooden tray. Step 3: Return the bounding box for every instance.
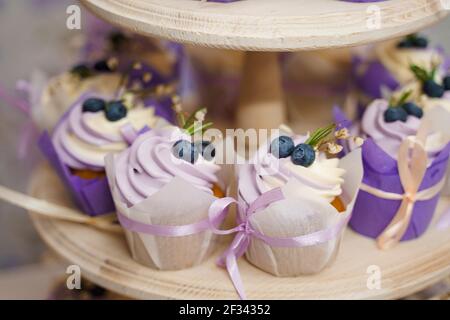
[81,0,449,51]
[29,163,450,299]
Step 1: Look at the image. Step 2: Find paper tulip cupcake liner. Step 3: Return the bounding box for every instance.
[105,106,230,270]
[335,95,450,249]
[204,125,363,299]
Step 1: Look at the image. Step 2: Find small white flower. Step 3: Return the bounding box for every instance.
[353,136,365,147]
[335,128,350,139]
[195,110,206,122]
[327,142,343,154]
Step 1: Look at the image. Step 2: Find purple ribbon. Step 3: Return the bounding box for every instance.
[209,188,351,300]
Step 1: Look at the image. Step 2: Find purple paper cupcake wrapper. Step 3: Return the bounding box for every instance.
[38,132,115,216]
[350,139,450,241]
[333,106,450,241]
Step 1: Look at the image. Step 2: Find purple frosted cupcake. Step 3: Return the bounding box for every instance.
[349,96,450,245]
[39,82,172,216]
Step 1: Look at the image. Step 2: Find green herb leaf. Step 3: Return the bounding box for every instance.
[183,107,207,130]
[410,64,431,83]
[397,90,412,106]
[305,124,336,148]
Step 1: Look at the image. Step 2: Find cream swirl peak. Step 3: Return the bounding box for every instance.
[53,95,167,171]
[239,133,346,205]
[113,127,221,207]
[361,99,447,160]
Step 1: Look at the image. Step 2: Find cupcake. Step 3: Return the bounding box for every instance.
[105,108,227,270]
[237,125,363,276]
[352,34,447,101]
[38,78,172,216]
[348,93,450,247]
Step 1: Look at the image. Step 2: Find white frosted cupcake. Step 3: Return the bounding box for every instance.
[237,125,363,276]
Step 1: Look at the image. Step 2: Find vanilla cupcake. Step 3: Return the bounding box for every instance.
[38,91,171,216]
[105,109,227,270]
[237,125,363,276]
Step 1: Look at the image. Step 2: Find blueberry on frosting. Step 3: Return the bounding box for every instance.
[397,34,428,49]
[291,143,315,167]
[82,98,106,113]
[410,64,445,98]
[70,64,92,79]
[172,140,199,164]
[423,79,445,98]
[444,76,450,91]
[384,107,408,123]
[195,141,216,161]
[401,102,423,119]
[270,136,295,158]
[105,101,127,121]
[94,59,114,72]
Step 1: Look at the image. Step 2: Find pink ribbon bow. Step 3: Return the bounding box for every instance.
[208,188,351,300]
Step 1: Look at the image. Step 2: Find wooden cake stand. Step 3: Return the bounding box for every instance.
[25,0,450,299]
[81,0,449,130]
[29,164,450,299]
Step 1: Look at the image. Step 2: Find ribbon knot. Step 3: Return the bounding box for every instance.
[208,187,352,299]
[404,192,416,203]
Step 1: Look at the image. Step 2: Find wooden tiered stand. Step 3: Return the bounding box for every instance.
[29,0,450,299]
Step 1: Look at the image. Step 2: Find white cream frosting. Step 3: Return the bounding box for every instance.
[376,40,443,85]
[239,134,345,204]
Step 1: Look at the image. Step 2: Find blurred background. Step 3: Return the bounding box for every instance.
[0,1,449,299]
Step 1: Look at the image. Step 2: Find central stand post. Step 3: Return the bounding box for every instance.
[236,52,287,130]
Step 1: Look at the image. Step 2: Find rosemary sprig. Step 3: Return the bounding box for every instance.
[305,124,336,148]
[389,90,412,107]
[172,105,213,136]
[410,64,430,82]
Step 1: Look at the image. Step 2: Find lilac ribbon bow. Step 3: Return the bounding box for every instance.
[208,188,351,300]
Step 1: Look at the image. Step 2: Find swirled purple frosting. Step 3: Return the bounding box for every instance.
[113,127,221,207]
[52,95,166,171]
[361,99,446,160]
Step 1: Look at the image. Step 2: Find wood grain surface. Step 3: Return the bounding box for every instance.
[81,0,449,51]
[29,164,450,299]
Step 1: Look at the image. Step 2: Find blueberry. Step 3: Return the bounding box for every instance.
[70,64,92,79]
[82,98,106,113]
[109,32,128,51]
[414,37,428,48]
[397,39,413,49]
[105,101,127,121]
[172,140,199,164]
[270,136,295,158]
[443,76,450,91]
[93,59,114,72]
[291,143,316,167]
[195,141,216,161]
[423,80,445,98]
[384,107,408,123]
[401,102,423,119]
